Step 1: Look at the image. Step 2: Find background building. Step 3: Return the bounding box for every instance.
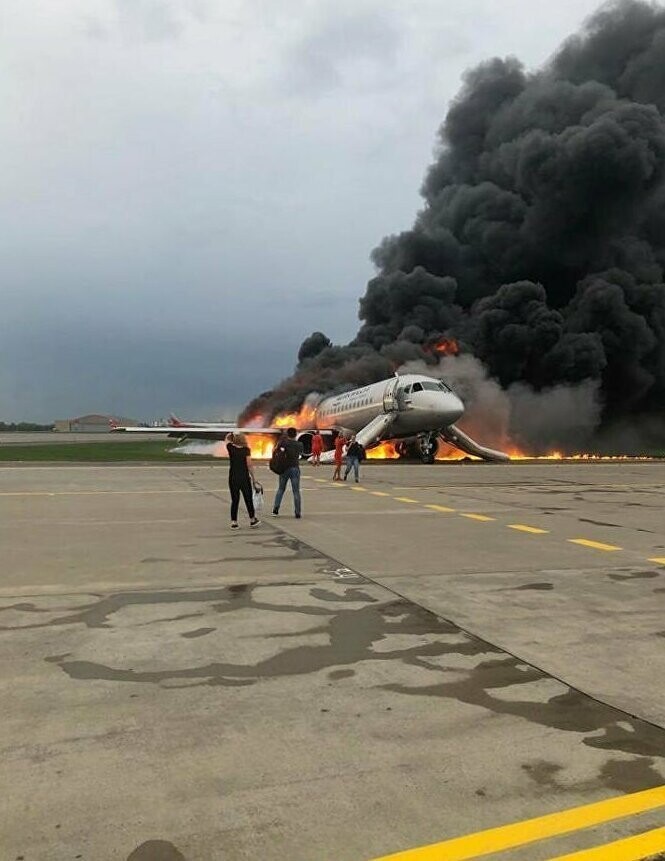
[54,414,137,433]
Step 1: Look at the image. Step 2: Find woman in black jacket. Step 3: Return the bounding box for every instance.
[226,433,261,529]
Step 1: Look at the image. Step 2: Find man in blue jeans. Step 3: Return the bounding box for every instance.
[343,435,364,483]
[272,427,304,518]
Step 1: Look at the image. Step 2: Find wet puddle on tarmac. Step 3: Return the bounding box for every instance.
[3,572,665,783]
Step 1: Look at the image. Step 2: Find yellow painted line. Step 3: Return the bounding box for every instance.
[371,491,391,497]
[460,513,495,522]
[649,557,665,565]
[352,486,367,492]
[544,825,665,860]
[569,538,622,552]
[394,497,419,504]
[509,524,550,534]
[425,504,456,513]
[367,784,665,861]
[313,478,328,483]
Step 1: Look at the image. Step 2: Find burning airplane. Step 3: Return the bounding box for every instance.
[111,372,509,463]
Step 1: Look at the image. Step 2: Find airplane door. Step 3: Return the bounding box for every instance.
[382,378,399,412]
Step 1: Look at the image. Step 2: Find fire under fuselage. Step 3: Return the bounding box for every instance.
[314,374,464,438]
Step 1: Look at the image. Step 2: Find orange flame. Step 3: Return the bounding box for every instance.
[203,434,275,460]
[435,443,470,461]
[247,403,318,431]
[273,403,317,429]
[366,442,400,459]
[239,402,318,459]
[431,338,460,356]
[435,446,652,462]
[246,434,277,459]
[219,436,650,462]
[363,440,653,462]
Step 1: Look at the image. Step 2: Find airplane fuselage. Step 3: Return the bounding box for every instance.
[314,374,464,439]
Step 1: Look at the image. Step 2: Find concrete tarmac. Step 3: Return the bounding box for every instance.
[1,460,664,860]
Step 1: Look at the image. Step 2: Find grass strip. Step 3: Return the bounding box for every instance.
[0,441,215,462]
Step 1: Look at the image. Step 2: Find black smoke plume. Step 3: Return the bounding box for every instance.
[241,1,665,452]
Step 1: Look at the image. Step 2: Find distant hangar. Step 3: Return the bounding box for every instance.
[54,414,138,433]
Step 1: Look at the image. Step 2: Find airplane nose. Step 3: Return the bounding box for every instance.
[439,393,464,425]
[450,395,464,423]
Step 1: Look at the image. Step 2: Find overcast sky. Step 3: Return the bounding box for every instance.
[0,0,608,421]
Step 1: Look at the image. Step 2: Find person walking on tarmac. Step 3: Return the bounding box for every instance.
[226,432,261,529]
[332,433,346,481]
[272,427,304,518]
[343,435,365,483]
[310,431,324,466]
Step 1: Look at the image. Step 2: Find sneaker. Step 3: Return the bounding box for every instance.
[231,522,239,529]
[272,509,279,517]
[250,518,261,528]
[355,479,359,483]
[295,513,301,519]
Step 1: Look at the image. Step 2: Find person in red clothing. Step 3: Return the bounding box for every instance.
[311,431,324,465]
[332,433,346,481]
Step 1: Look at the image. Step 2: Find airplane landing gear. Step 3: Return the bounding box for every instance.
[396,441,410,459]
[419,432,439,464]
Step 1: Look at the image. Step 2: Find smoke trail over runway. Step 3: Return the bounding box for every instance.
[242,1,665,452]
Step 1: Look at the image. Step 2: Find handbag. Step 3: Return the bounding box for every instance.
[252,483,264,512]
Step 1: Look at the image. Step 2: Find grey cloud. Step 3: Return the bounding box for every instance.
[0,321,297,423]
[284,9,402,95]
[86,0,211,43]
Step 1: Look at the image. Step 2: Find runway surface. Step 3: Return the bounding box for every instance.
[1,461,664,860]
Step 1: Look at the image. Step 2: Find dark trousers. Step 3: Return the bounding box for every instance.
[229,478,255,521]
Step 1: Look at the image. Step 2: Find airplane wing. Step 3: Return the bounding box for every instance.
[110,425,302,440]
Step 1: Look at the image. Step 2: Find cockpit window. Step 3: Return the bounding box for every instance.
[400,385,412,395]
[422,381,440,391]
[412,382,423,392]
[437,381,451,393]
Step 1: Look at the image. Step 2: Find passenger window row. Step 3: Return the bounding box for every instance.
[321,397,372,418]
[320,380,451,418]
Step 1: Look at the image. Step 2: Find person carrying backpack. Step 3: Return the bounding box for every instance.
[343,435,365,484]
[271,427,304,518]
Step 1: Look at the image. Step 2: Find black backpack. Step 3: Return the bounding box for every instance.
[269,444,289,475]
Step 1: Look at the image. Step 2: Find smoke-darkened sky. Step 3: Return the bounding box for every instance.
[1,0,608,421]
